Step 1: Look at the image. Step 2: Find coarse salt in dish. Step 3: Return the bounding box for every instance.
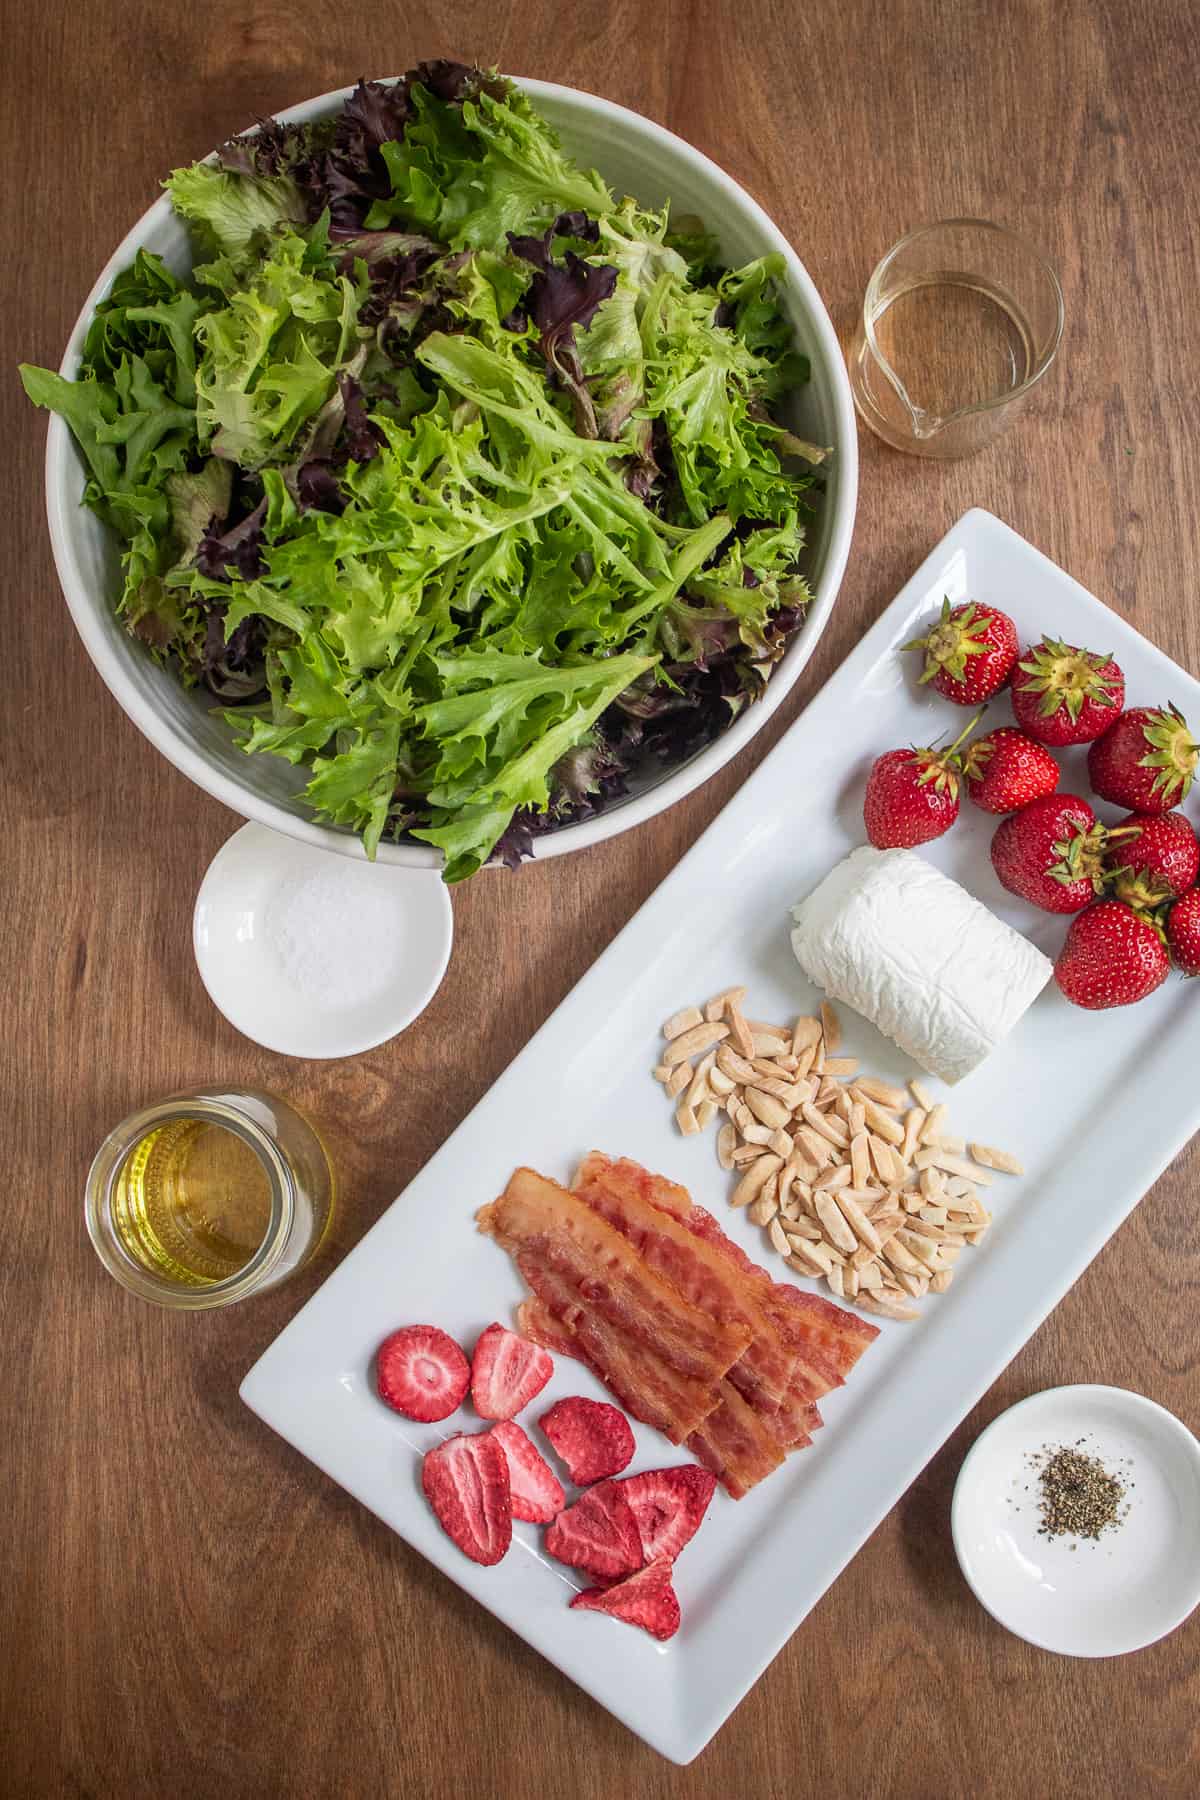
[193,824,453,1058]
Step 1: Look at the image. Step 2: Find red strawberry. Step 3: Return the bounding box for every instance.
[904,597,1018,704]
[1165,889,1200,976]
[863,709,981,849]
[990,794,1108,913]
[540,1397,635,1485]
[545,1481,644,1580]
[487,1420,565,1524]
[570,1556,681,1642]
[1103,811,1200,908]
[376,1325,469,1422]
[619,1467,717,1563]
[1054,899,1170,1009]
[1087,704,1200,813]
[421,1431,512,1565]
[962,727,1060,814]
[469,1322,553,1421]
[1010,638,1124,745]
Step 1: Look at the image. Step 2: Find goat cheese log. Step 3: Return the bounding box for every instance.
[789,847,1053,1084]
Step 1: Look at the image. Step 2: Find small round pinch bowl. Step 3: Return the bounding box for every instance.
[952,1384,1200,1657]
[42,76,857,872]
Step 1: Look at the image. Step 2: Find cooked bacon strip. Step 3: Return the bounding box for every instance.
[477,1169,751,1385]
[688,1381,789,1499]
[513,1262,720,1443]
[573,1154,800,1410]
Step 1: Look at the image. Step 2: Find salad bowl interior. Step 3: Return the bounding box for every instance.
[44,77,857,869]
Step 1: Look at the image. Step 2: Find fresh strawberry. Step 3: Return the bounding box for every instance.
[570,1556,681,1642]
[904,597,1018,704]
[962,727,1060,814]
[376,1325,469,1422]
[544,1481,644,1580]
[619,1467,717,1563]
[1010,638,1124,745]
[863,709,981,849]
[469,1322,553,1421]
[539,1397,635,1484]
[487,1421,565,1524]
[1103,811,1200,908]
[1054,899,1170,1009]
[421,1431,512,1565]
[1087,704,1200,813]
[1165,889,1200,976]
[990,794,1109,913]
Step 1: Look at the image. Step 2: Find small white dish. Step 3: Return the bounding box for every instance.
[952,1385,1200,1657]
[194,824,453,1058]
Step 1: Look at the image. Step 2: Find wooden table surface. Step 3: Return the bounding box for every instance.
[6,1,1200,1793]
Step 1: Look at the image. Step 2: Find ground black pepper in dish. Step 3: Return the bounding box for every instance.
[1024,1439,1131,1542]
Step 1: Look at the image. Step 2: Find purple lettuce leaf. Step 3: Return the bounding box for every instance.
[507,226,617,437]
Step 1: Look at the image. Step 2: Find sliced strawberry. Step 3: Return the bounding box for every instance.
[540,1396,635,1484]
[618,1466,717,1563]
[544,1480,644,1580]
[376,1325,469,1422]
[421,1431,512,1566]
[570,1557,681,1641]
[488,1420,565,1524]
[470,1322,554,1421]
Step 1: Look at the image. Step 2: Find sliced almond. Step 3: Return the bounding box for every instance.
[855,1289,920,1321]
[892,1266,929,1299]
[919,1204,948,1227]
[909,1077,936,1109]
[788,1141,824,1182]
[793,1045,817,1082]
[897,1229,942,1271]
[833,1088,855,1124]
[791,1016,822,1055]
[780,1196,803,1223]
[835,1191,882,1253]
[716,1043,758,1083]
[666,1062,692,1099]
[849,1100,866,1137]
[717,1123,736,1170]
[787,1239,834,1277]
[730,1142,762,1167]
[784,1216,823,1244]
[747,1177,780,1226]
[823,1056,859,1077]
[930,1270,954,1293]
[813,1161,853,1192]
[769,1128,794,1159]
[745,1087,791,1130]
[868,1135,899,1186]
[684,1050,716,1110]
[801,1102,849,1147]
[653,1064,674,1084]
[901,1191,925,1214]
[664,1004,703,1040]
[815,1077,844,1107]
[751,1030,790,1056]
[704,984,746,1023]
[662,1021,729,1067]
[731,1153,784,1208]
[814,1192,858,1254]
[768,1217,791,1257]
[969,1142,1024,1176]
[778,1079,818,1110]
[676,1101,700,1136]
[915,1150,994,1186]
[819,1001,842,1053]
[842,1263,860,1299]
[708,1063,736,1096]
[855,1094,905,1146]
[794,1126,835,1169]
[882,1235,924,1276]
[726,1005,755,1059]
[826,1263,845,1297]
[859,1259,884,1292]
[696,1099,717,1129]
[776,1162,797,1211]
[925,1134,966,1154]
[901,1108,926,1164]
[918,1165,946,1202]
[740,1120,777,1148]
[854,1078,907,1110]
[919,1102,948,1146]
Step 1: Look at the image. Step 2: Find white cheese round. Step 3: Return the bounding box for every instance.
[790,846,1053,1084]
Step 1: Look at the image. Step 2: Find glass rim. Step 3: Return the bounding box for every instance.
[84,1094,296,1310]
[862,217,1066,421]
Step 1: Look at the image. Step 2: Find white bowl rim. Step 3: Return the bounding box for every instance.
[950,1382,1200,1657]
[43,74,858,870]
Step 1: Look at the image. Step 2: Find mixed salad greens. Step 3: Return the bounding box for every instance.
[21,61,825,880]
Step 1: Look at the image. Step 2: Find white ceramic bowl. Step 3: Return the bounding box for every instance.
[952,1385,1200,1657]
[43,77,858,869]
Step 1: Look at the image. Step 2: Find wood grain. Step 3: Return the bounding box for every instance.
[4,1,1200,1792]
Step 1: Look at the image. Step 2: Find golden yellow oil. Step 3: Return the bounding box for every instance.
[110,1117,274,1287]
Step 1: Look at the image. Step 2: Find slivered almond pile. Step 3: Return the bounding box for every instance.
[653,987,1022,1322]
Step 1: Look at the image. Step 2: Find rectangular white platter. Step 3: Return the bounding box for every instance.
[242,509,1200,1764]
